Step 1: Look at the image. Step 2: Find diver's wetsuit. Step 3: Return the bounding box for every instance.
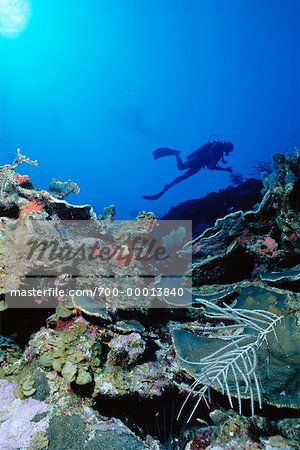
[143,141,233,200]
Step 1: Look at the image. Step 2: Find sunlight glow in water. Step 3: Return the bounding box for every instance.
[0,0,31,38]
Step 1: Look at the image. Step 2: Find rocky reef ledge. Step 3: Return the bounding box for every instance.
[163,177,263,235]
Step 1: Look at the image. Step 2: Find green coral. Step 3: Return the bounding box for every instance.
[0,299,7,311]
[46,415,87,450]
[32,371,51,401]
[85,430,147,450]
[56,306,73,319]
[61,360,77,382]
[98,204,116,221]
[21,375,36,396]
[29,431,49,450]
[31,326,101,387]
[1,319,102,397]
[136,210,156,222]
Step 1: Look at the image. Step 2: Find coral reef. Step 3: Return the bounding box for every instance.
[0,150,95,221]
[172,284,300,416]
[185,410,300,449]
[107,332,146,366]
[98,204,116,221]
[0,152,300,449]
[0,379,48,450]
[183,153,300,285]
[0,378,148,450]
[49,178,80,199]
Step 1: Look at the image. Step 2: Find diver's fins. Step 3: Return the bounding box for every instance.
[153,147,180,160]
[143,184,169,200]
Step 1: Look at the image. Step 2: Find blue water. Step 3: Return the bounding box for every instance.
[1,0,299,218]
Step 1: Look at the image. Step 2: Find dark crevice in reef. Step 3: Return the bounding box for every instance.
[181,390,300,423]
[194,247,255,285]
[264,280,300,293]
[139,338,161,363]
[0,307,55,348]
[94,388,300,447]
[0,205,20,218]
[71,380,95,398]
[94,389,200,446]
[114,307,189,327]
[82,307,196,330]
[44,203,94,220]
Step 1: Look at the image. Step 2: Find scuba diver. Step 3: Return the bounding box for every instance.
[142,139,234,200]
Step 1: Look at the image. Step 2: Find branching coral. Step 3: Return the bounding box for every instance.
[229,171,244,186]
[1,148,38,170]
[251,159,273,177]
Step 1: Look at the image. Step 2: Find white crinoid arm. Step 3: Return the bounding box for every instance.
[177,299,283,421]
